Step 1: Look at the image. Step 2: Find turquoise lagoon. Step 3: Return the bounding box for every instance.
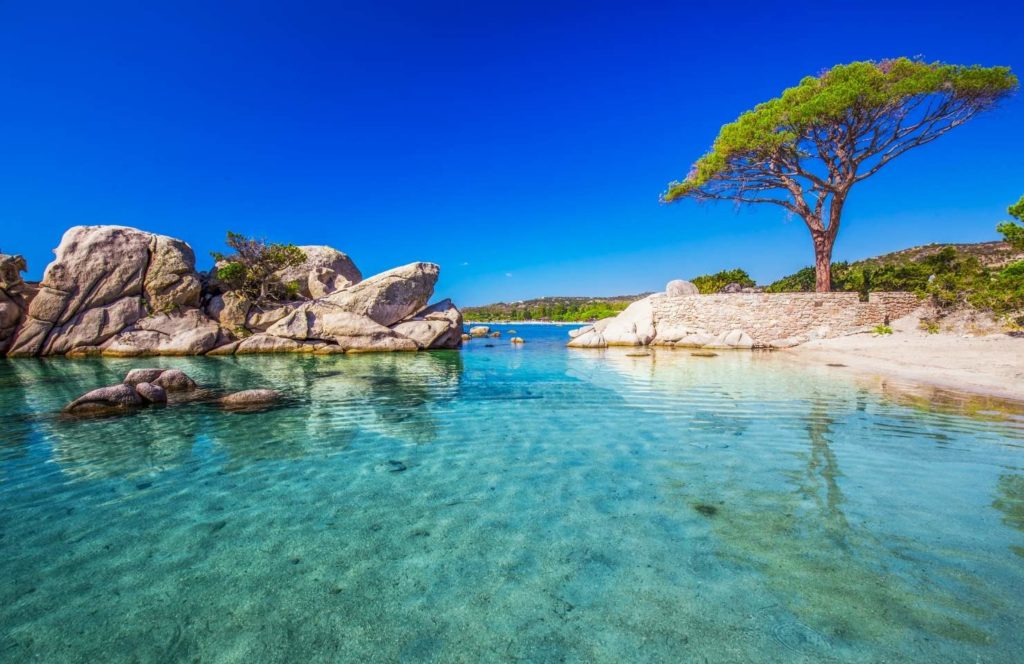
[1,325,1023,662]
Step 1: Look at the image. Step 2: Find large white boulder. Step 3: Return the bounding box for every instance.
[600,297,657,346]
[7,226,202,356]
[666,279,700,297]
[102,309,222,356]
[321,262,438,327]
[390,299,463,349]
[274,245,362,298]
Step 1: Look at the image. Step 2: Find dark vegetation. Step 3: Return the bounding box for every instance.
[463,295,646,322]
[691,268,755,294]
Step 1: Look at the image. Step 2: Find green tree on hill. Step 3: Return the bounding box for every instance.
[662,58,1017,292]
[997,195,1024,251]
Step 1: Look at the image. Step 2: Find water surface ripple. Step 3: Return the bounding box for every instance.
[1,325,1023,662]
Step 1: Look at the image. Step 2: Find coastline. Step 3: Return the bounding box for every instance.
[781,328,1024,402]
[464,320,586,326]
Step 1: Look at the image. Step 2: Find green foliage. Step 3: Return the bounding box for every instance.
[211,231,307,302]
[464,297,639,322]
[997,195,1024,251]
[767,244,1024,320]
[873,324,893,335]
[216,262,246,283]
[919,319,941,334]
[664,59,1018,202]
[690,268,755,294]
[764,267,820,293]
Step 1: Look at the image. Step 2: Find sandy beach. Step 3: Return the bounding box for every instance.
[785,318,1024,402]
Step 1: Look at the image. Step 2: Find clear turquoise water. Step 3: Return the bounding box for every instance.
[2,325,1023,663]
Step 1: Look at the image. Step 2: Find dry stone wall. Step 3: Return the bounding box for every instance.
[651,291,922,344]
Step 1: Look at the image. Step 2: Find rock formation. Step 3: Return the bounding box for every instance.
[0,254,32,352]
[4,225,462,357]
[569,279,922,351]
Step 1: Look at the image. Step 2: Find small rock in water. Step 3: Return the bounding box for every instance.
[387,460,408,473]
[64,383,144,414]
[510,337,525,344]
[691,351,718,357]
[826,363,847,367]
[152,369,197,392]
[625,351,650,357]
[218,389,283,408]
[123,368,167,386]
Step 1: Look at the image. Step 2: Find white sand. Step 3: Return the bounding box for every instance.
[785,322,1024,401]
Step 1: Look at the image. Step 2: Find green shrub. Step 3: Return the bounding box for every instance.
[873,324,893,335]
[690,268,755,294]
[211,232,306,302]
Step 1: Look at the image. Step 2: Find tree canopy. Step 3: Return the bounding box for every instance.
[663,58,1018,291]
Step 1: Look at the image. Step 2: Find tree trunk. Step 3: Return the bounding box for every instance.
[812,231,835,292]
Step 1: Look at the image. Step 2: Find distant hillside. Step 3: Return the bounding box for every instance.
[766,240,1024,294]
[849,241,1022,269]
[464,294,650,322]
[464,241,1023,323]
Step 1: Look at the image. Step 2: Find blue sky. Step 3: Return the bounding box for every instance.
[1,1,1021,305]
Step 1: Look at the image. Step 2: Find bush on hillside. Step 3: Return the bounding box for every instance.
[689,268,755,294]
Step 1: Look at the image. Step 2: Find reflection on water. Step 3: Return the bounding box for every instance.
[1,330,1023,662]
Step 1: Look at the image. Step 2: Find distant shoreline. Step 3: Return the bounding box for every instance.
[464,320,588,326]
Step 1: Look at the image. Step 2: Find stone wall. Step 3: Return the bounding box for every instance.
[651,291,922,344]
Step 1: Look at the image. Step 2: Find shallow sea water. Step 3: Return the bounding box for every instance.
[1,325,1023,663]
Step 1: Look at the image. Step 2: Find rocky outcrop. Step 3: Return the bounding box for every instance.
[3,226,462,357]
[103,309,222,356]
[0,254,31,352]
[320,262,438,327]
[274,246,361,298]
[390,299,463,349]
[568,297,656,348]
[7,226,202,357]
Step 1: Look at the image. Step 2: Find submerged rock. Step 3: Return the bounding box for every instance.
[151,369,197,392]
[218,389,283,408]
[65,383,144,414]
[123,368,167,386]
[134,382,167,404]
